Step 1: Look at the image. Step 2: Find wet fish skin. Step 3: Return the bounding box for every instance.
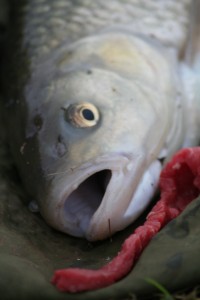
[19,0,191,61]
[3,0,200,240]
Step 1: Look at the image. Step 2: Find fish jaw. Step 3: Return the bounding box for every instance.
[41,153,162,241]
[87,159,162,240]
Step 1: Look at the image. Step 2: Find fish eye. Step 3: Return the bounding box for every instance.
[81,108,95,121]
[64,102,100,128]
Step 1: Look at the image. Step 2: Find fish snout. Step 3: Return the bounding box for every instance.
[41,154,162,241]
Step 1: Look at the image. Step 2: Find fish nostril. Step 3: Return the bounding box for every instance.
[54,135,67,158]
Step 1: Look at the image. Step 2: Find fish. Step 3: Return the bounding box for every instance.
[2,0,200,241]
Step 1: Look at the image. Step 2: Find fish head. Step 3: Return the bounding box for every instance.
[24,32,183,240]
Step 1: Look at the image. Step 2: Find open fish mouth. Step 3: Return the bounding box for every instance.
[45,154,162,241]
[63,169,112,237]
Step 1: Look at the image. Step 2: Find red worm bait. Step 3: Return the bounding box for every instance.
[52,147,200,293]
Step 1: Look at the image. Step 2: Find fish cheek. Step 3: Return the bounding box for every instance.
[59,111,102,163]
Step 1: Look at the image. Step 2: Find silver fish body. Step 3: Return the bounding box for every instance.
[4,0,200,240]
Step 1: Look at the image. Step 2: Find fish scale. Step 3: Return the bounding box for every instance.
[18,0,190,62]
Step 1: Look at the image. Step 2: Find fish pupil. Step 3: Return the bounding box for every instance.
[82,108,95,121]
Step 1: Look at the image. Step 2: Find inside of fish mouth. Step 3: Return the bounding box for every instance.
[63,170,112,235]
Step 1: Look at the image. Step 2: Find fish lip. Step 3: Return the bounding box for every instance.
[86,159,162,241]
[42,153,161,241]
[44,153,134,237]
